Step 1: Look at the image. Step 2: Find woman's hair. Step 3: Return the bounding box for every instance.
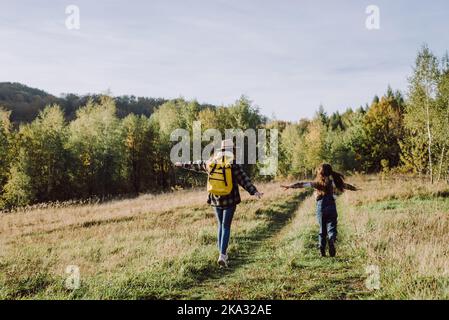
[314,163,345,192]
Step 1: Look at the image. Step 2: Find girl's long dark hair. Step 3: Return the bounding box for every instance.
[315,163,346,192]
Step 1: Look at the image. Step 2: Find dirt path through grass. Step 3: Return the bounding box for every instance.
[179,191,310,299]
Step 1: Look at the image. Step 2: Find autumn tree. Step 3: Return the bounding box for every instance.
[359,95,404,172]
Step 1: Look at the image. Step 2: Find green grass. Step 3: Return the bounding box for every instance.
[361,196,449,213]
[183,198,370,300]
[1,177,448,299]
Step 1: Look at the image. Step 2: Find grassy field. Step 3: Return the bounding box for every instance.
[0,176,448,299]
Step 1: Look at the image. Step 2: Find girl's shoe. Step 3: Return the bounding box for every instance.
[320,247,326,257]
[218,254,228,267]
[329,241,336,257]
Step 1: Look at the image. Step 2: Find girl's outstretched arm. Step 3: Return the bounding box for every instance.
[281,182,315,190]
[234,164,263,199]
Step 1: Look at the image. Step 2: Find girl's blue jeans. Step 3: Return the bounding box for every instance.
[214,206,236,255]
[316,195,338,249]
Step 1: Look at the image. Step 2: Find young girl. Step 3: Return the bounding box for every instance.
[281,163,357,257]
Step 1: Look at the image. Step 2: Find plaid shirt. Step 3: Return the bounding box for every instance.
[180,160,258,207]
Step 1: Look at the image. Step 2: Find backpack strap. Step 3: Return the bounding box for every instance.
[221,155,228,186]
[222,166,228,186]
[209,163,218,175]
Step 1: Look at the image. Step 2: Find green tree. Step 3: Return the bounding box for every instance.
[435,53,449,181]
[404,45,440,182]
[0,108,12,195]
[279,123,306,177]
[226,96,265,130]
[360,95,404,172]
[2,105,69,206]
[67,97,123,197]
[121,114,156,193]
[304,119,326,172]
[1,163,33,208]
[150,99,189,188]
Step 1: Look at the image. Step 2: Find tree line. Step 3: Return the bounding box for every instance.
[0,96,263,209]
[1,45,449,210]
[278,45,449,182]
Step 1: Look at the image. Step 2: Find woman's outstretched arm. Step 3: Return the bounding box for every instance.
[174,160,208,173]
[234,164,263,199]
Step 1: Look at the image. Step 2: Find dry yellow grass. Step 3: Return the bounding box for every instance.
[0,181,292,299]
[0,182,284,240]
[341,175,449,298]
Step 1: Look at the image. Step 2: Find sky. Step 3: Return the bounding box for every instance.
[1,0,449,120]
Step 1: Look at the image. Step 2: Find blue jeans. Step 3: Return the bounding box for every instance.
[316,195,338,250]
[214,206,236,255]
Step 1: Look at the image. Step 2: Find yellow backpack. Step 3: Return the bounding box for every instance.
[207,155,233,196]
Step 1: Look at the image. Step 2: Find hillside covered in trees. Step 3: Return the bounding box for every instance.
[0,82,169,123]
[1,45,449,210]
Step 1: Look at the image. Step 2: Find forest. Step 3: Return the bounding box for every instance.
[1,45,449,210]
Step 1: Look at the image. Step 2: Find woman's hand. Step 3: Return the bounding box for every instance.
[280,185,291,190]
[254,191,263,199]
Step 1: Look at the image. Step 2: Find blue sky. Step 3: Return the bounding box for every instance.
[1,0,449,120]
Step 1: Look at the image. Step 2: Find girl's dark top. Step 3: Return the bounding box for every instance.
[290,177,353,201]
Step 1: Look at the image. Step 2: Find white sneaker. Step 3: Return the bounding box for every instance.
[217,253,228,267]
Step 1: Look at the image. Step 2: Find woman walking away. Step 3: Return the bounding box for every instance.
[175,139,263,267]
[281,163,357,257]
